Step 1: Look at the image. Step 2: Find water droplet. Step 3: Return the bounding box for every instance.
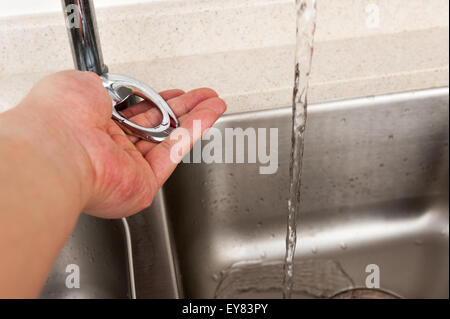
[414,239,424,246]
[388,134,394,140]
[257,221,263,227]
[311,246,318,254]
[340,242,347,250]
[212,273,220,281]
[441,226,449,237]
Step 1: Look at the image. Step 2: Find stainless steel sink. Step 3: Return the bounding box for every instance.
[40,216,135,298]
[42,88,449,299]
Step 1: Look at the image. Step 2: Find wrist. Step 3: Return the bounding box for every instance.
[0,102,94,215]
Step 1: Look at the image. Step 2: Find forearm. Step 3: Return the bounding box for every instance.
[0,70,226,297]
[0,104,91,298]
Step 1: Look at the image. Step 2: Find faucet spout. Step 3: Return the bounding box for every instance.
[62,0,107,75]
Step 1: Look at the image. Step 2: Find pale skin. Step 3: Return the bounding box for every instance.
[0,70,226,298]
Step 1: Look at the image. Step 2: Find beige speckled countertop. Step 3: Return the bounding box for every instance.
[0,0,448,113]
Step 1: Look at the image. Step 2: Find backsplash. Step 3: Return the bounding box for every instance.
[0,0,448,113]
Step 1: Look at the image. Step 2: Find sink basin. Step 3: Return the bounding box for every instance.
[42,88,449,299]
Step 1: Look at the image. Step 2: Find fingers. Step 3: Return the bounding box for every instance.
[167,88,219,117]
[176,97,227,124]
[131,87,218,128]
[134,96,226,156]
[144,97,226,187]
[106,121,139,154]
[127,88,219,144]
[119,89,185,118]
[135,139,156,155]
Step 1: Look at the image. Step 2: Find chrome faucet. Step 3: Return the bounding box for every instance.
[61,0,178,142]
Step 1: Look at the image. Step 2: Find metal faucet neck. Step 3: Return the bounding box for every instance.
[62,0,107,75]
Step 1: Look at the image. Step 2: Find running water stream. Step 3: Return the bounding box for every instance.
[282,0,317,299]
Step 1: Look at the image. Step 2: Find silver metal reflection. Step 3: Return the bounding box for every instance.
[62,0,178,142]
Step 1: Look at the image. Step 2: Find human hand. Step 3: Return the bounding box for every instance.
[13,70,226,218]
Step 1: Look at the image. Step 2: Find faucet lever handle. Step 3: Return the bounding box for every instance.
[101,73,179,143]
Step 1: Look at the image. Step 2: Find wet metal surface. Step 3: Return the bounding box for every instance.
[42,88,449,299]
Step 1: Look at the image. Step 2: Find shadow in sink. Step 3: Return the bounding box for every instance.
[40,215,134,299]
